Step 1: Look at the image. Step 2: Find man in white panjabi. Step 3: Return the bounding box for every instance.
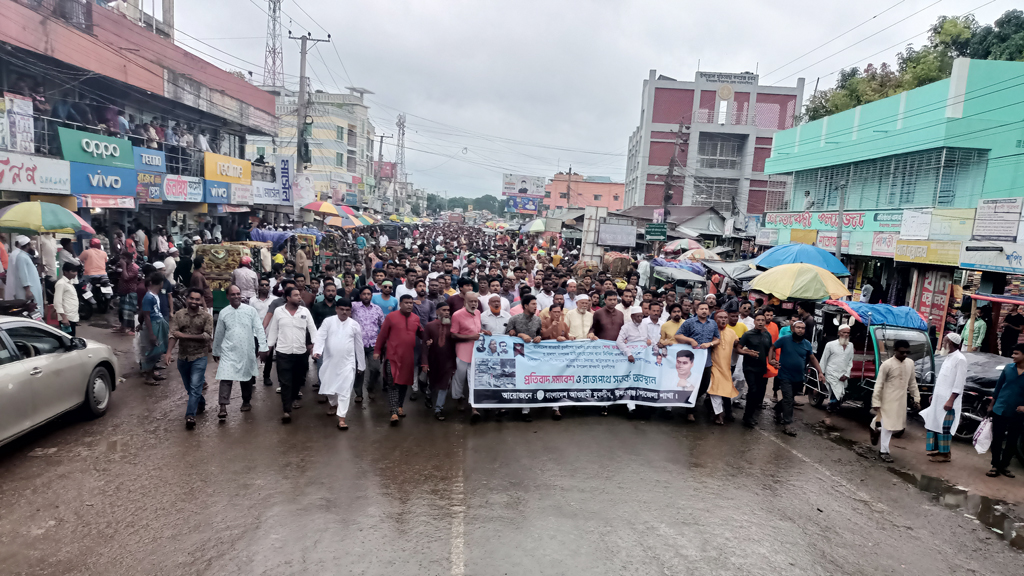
[919,333,967,463]
[820,324,855,413]
[312,297,365,430]
[869,339,921,463]
[212,286,269,418]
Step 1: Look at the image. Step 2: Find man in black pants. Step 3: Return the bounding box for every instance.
[987,343,1024,478]
[265,286,317,423]
[737,310,774,427]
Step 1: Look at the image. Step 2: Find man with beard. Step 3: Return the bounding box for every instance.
[423,302,457,420]
[707,310,740,425]
[589,291,623,341]
[768,320,824,437]
[820,324,855,413]
[737,310,774,428]
[615,288,636,316]
[535,277,556,311]
[212,285,269,418]
[411,279,437,403]
[165,288,214,430]
[375,295,424,425]
[451,292,484,422]
[427,278,447,309]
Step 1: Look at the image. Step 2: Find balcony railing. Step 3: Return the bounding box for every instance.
[18,0,93,34]
[29,114,254,178]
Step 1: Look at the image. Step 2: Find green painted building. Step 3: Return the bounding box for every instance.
[764,58,1024,214]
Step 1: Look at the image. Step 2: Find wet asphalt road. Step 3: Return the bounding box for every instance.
[1,322,1022,575]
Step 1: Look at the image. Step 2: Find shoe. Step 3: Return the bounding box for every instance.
[185,417,196,430]
[782,425,797,437]
[523,413,533,422]
[276,387,281,394]
[355,396,363,403]
[470,411,482,424]
[793,401,805,407]
[281,413,291,423]
[1001,469,1016,478]
[264,379,273,387]
[390,414,400,426]
[218,405,227,419]
[552,410,562,421]
[298,390,303,399]
[879,453,894,463]
[327,405,337,416]
[240,404,251,412]
[197,403,206,414]
[869,425,880,446]
[928,453,951,463]
[410,391,418,401]
[424,396,434,410]
[435,412,446,421]
[292,400,302,409]
[742,419,756,428]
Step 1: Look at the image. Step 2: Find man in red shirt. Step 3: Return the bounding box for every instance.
[450,292,483,422]
[374,294,424,425]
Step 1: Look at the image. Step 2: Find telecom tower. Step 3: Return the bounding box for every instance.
[263,0,284,86]
[395,113,407,182]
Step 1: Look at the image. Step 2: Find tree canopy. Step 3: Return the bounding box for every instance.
[426,193,505,215]
[802,9,1024,122]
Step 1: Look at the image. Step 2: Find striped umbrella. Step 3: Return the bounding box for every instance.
[325,214,361,228]
[339,205,358,216]
[352,211,374,225]
[0,201,85,235]
[303,201,339,215]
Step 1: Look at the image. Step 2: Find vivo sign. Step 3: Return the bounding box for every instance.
[87,173,122,188]
[209,185,228,198]
[82,139,121,159]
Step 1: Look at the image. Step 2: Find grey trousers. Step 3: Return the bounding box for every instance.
[219,377,255,405]
[353,347,382,398]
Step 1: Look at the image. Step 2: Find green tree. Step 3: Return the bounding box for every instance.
[411,202,422,217]
[799,9,1024,122]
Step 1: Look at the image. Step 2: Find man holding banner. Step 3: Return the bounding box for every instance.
[451,292,484,423]
[674,301,720,422]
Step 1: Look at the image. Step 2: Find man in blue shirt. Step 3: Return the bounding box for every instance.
[987,343,1024,478]
[768,320,822,436]
[372,281,399,315]
[675,301,720,422]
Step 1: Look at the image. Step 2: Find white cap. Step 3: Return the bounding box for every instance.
[946,333,963,345]
[566,278,577,285]
[153,261,166,270]
[192,235,201,241]
[628,305,644,316]
[14,235,30,246]
[575,294,590,303]
[168,246,179,254]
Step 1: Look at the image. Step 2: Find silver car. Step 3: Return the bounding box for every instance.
[0,317,118,446]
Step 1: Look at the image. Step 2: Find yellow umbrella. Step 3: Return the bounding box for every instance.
[389,214,400,222]
[750,263,851,300]
[403,216,414,223]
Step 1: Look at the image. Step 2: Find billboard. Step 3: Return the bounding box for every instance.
[374,161,396,179]
[597,223,637,247]
[506,196,540,214]
[502,173,546,197]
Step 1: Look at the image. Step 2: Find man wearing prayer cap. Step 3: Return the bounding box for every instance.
[565,293,594,341]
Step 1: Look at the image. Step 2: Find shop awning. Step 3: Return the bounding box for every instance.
[75,195,135,209]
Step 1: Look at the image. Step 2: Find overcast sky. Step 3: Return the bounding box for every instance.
[172,0,1016,199]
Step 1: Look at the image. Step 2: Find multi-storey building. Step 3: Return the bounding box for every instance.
[246,87,376,208]
[0,0,276,234]
[623,69,804,216]
[542,172,624,214]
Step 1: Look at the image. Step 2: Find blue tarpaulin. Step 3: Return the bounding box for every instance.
[826,300,927,330]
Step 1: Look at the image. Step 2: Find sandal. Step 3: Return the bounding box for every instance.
[153,373,167,381]
[397,407,406,418]
[435,412,445,421]
[986,468,1001,477]
[389,414,399,426]
[1001,469,1016,478]
[337,419,348,430]
[143,379,159,386]
[879,453,894,463]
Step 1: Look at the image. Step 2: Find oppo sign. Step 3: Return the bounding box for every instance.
[82,139,121,159]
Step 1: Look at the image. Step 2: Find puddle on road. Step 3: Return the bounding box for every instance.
[810,423,1023,551]
[886,467,1024,551]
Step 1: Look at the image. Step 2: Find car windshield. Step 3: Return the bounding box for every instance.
[872,326,932,366]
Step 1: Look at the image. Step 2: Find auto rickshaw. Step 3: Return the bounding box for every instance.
[804,300,935,412]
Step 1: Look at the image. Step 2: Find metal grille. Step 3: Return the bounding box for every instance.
[697,134,743,169]
[17,0,93,34]
[764,174,791,212]
[789,147,988,211]
[692,177,739,214]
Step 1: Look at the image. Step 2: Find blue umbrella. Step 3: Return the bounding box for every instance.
[752,243,850,276]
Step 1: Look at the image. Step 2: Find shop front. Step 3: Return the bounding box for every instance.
[161,175,206,244]
[203,152,252,238]
[0,151,71,206]
[893,239,962,342]
[59,128,139,232]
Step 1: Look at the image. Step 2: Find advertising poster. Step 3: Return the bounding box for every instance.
[506,196,540,214]
[502,173,546,197]
[292,173,316,211]
[162,175,203,203]
[0,97,8,149]
[0,152,70,194]
[755,228,778,246]
[900,210,931,240]
[470,336,706,409]
[871,232,898,257]
[4,93,34,153]
[252,181,281,205]
[136,172,163,204]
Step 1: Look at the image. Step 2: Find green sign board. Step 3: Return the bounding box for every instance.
[57,127,135,169]
[645,223,667,241]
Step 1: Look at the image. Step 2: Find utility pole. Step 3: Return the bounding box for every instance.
[289,33,330,177]
[565,165,573,208]
[657,117,687,256]
[373,133,392,209]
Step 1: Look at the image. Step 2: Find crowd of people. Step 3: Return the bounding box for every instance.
[2,217,1021,479]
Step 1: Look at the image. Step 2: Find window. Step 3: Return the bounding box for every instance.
[336,152,344,167]
[697,134,743,170]
[544,191,551,198]
[336,126,345,141]
[613,195,620,201]
[594,195,602,201]
[0,335,15,365]
[4,325,67,359]
[692,177,739,213]
[559,192,568,199]
[348,128,357,148]
[347,155,356,172]
[256,147,266,157]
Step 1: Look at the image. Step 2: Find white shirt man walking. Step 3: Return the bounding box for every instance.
[267,286,318,423]
[312,297,365,430]
[920,333,967,463]
[212,285,269,419]
[53,262,81,336]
